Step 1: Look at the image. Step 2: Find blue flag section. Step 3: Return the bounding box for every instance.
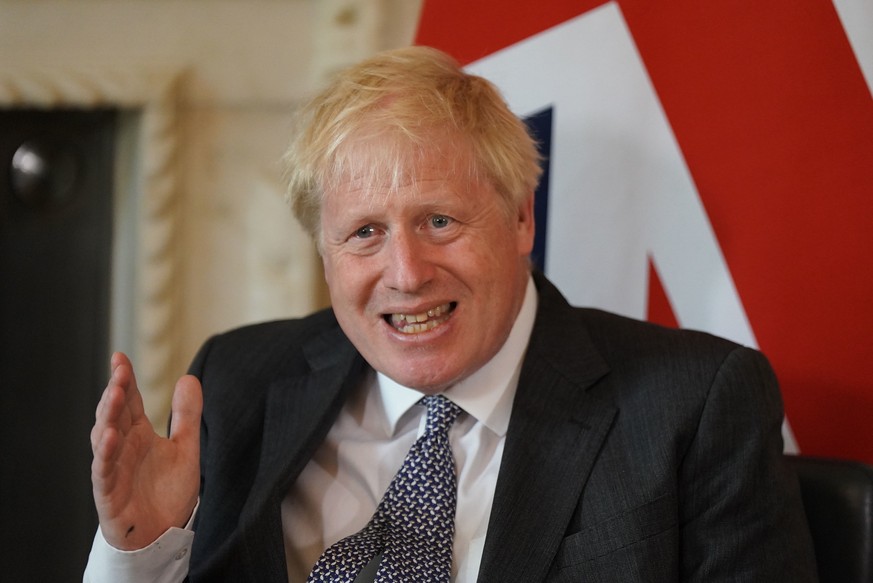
[524,107,553,273]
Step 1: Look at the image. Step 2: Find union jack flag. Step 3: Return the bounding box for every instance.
[417,0,873,463]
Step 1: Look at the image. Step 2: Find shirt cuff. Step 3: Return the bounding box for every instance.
[82,501,198,583]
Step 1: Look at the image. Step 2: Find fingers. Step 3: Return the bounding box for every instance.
[110,352,146,421]
[90,352,150,468]
[169,375,203,458]
[91,424,120,483]
[92,369,123,454]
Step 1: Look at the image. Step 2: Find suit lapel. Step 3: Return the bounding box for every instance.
[237,321,367,582]
[477,275,616,583]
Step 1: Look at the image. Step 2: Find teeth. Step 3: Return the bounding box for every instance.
[390,303,452,333]
[400,320,442,333]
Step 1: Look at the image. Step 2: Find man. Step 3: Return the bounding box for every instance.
[86,46,817,582]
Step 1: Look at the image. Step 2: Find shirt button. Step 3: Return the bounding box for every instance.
[174,548,188,561]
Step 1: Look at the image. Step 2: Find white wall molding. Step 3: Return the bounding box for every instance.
[0,64,187,426]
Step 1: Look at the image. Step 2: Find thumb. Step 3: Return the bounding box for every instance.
[169,374,203,455]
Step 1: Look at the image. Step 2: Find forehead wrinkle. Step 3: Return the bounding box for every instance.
[328,125,480,190]
[331,171,424,214]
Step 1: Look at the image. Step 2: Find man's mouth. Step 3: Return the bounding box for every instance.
[386,302,456,334]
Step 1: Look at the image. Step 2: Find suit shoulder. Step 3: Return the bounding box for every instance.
[532,273,755,367]
[564,307,776,397]
[576,307,748,362]
[188,308,344,379]
[211,308,339,346]
[576,308,778,411]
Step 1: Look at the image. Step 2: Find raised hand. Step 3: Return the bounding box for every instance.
[90,352,203,550]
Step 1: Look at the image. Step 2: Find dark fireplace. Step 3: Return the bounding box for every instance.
[1,108,117,580]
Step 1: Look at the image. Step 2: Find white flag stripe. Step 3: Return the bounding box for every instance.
[833,0,873,96]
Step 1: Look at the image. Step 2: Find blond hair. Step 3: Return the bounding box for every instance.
[284,45,542,241]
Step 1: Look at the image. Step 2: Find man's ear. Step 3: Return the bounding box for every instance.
[516,192,536,255]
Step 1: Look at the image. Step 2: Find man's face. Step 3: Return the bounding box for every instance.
[320,148,535,394]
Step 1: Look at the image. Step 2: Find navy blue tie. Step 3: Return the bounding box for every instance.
[307,394,463,582]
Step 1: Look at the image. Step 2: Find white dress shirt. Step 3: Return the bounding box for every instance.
[84,276,537,583]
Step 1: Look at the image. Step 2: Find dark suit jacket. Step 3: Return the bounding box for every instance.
[186,273,817,582]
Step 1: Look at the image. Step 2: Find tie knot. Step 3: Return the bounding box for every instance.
[421,394,462,436]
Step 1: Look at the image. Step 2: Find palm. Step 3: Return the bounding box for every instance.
[91,353,202,550]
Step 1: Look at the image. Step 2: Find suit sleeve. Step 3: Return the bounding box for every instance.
[678,346,818,581]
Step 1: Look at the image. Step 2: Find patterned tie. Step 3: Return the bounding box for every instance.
[307,394,463,583]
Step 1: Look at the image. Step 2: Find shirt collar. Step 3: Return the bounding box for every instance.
[376,275,538,437]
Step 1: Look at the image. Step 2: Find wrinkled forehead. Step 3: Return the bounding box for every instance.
[323,126,482,197]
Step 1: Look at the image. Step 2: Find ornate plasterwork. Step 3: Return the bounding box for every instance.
[0,65,185,426]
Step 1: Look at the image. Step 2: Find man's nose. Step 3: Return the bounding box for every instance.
[382,230,435,292]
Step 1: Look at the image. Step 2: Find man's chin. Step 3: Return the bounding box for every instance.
[377,362,462,394]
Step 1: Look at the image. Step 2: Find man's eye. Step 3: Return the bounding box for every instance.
[354,225,376,239]
[430,215,452,229]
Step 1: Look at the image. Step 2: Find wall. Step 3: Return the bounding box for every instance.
[0,0,422,427]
